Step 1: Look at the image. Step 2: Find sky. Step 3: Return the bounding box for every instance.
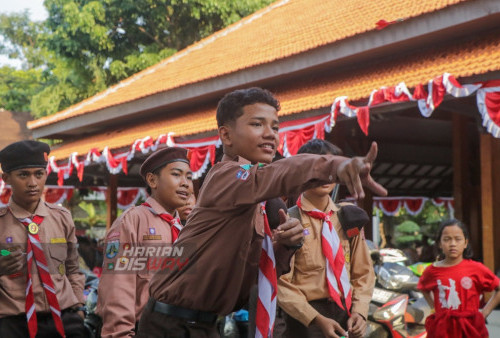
[0,0,48,67]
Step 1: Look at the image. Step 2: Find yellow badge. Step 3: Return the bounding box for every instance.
[28,223,39,235]
[58,263,66,275]
[345,252,350,263]
[50,238,67,244]
[143,235,162,241]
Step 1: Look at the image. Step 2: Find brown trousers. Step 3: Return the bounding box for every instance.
[282,299,349,338]
[136,300,219,338]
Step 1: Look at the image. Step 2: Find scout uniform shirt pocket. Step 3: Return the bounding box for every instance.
[48,242,68,280]
[0,245,27,291]
[294,221,323,271]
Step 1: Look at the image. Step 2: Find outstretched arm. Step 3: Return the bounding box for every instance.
[202,142,387,209]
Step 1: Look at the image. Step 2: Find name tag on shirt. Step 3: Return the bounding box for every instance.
[143,235,162,240]
[50,238,67,244]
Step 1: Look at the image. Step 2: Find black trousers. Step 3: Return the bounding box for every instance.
[0,309,85,338]
[283,299,349,338]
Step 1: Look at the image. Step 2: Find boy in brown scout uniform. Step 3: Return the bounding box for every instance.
[137,87,387,337]
[96,147,193,337]
[0,140,85,338]
[278,139,375,338]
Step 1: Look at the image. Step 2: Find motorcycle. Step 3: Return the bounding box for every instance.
[365,292,427,338]
[365,244,430,337]
[81,268,102,338]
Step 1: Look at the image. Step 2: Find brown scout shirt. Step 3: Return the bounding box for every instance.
[0,198,85,318]
[149,153,348,315]
[97,197,179,338]
[277,196,375,326]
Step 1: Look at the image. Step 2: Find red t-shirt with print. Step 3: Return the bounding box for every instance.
[418,259,499,313]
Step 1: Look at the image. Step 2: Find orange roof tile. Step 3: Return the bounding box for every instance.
[50,29,500,161]
[29,0,469,130]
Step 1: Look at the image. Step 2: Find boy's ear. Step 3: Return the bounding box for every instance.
[218,125,233,148]
[2,172,9,184]
[145,172,158,191]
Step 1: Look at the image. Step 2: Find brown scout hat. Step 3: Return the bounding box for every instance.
[140,147,190,179]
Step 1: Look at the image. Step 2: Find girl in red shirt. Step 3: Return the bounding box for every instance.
[418,219,500,338]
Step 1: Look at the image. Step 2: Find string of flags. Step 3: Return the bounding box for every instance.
[0,184,147,211]
[373,196,454,216]
[44,73,500,185]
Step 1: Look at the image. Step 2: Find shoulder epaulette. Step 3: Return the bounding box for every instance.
[44,201,71,214]
[287,205,302,224]
[120,206,137,217]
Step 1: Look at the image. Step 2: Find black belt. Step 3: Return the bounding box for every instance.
[149,298,218,324]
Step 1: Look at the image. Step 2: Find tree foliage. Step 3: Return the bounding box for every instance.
[0,0,273,117]
[0,66,43,112]
[378,199,451,249]
[394,220,422,247]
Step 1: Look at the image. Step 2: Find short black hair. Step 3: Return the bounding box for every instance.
[297,139,343,156]
[436,218,473,259]
[145,165,163,195]
[216,87,280,127]
[286,140,342,208]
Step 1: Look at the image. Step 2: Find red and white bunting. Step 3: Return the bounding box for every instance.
[85,186,148,210]
[48,115,330,184]
[330,73,488,135]
[0,184,74,207]
[279,115,329,157]
[116,188,147,210]
[477,80,500,138]
[417,73,482,117]
[46,74,500,185]
[403,198,427,216]
[374,197,402,216]
[373,196,454,216]
[176,136,219,179]
[44,187,74,205]
[0,182,147,209]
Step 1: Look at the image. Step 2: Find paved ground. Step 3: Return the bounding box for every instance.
[487,309,500,337]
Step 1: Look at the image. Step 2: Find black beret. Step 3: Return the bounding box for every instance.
[337,204,370,238]
[265,198,287,230]
[0,140,50,173]
[140,147,190,179]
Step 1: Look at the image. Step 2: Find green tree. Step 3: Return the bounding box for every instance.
[377,199,451,248]
[0,66,43,111]
[0,11,46,68]
[394,220,422,247]
[74,200,107,230]
[0,11,47,112]
[1,0,273,116]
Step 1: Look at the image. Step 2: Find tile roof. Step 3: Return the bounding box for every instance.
[29,0,469,130]
[50,29,500,161]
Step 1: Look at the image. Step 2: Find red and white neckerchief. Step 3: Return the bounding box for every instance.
[255,202,277,338]
[141,202,182,242]
[16,214,66,338]
[296,195,352,315]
